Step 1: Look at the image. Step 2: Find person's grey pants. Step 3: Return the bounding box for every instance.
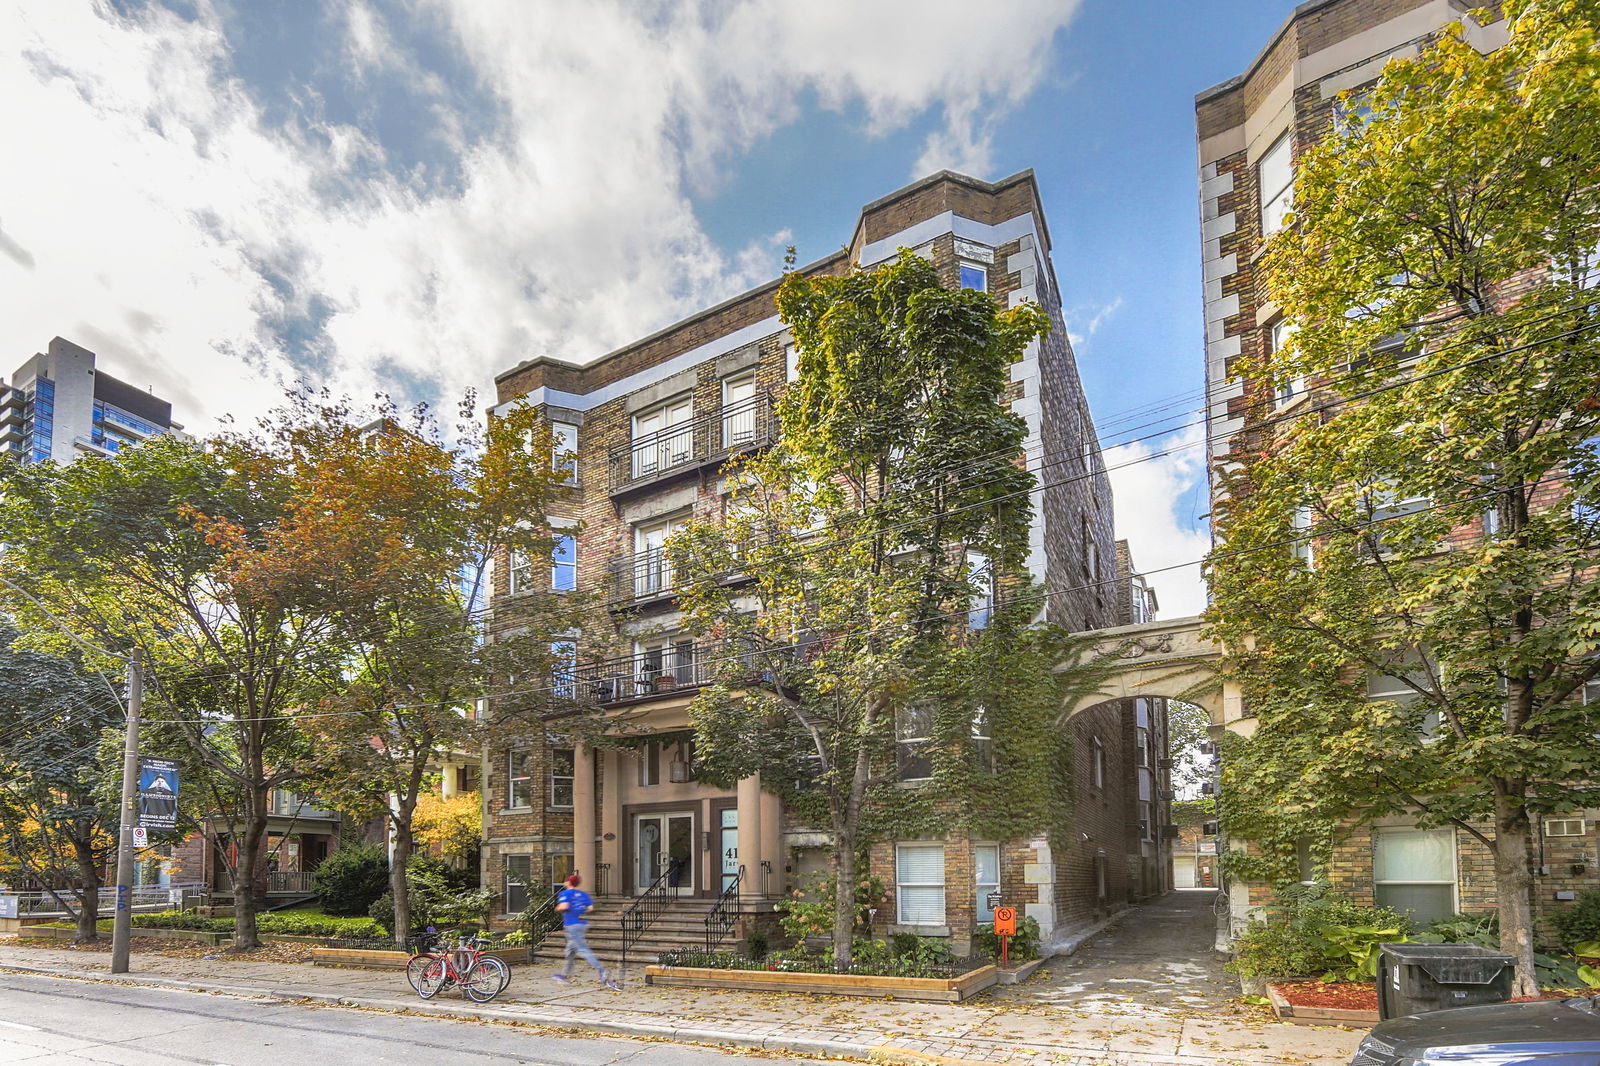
[560,922,608,979]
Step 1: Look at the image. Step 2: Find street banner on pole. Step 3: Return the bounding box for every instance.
[138,757,179,830]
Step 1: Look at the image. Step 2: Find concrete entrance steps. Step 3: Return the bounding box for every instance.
[530,896,733,966]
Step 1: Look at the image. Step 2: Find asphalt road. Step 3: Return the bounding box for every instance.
[0,972,822,1065]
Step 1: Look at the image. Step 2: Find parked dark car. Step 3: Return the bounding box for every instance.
[1351,997,1600,1064]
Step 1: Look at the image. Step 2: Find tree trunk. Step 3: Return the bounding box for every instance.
[72,833,102,944]
[74,885,100,944]
[232,791,267,952]
[390,826,413,950]
[1492,790,1539,997]
[832,826,856,971]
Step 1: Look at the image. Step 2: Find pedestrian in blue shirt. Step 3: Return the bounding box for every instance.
[553,872,618,988]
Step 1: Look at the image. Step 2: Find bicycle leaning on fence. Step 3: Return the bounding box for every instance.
[404,930,510,1002]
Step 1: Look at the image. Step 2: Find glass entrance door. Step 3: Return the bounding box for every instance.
[635,812,694,895]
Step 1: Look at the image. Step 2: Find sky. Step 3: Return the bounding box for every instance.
[0,0,1297,617]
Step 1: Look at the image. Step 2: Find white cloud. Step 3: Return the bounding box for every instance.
[0,0,1084,433]
[1065,295,1124,350]
[1103,422,1211,618]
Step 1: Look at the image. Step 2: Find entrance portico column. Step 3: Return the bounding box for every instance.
[736,773,763,894]
[574,742,596,885]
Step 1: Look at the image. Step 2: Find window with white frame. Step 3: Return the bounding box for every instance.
[1374,827,1456,924]
[1292,505,1315,568]
[551,638,577,699]
[638,740,661,786]
[974,844,999,923]
[1366,482,1431,553]
[1136,726,1150,768]
[1091,736,1105,790]
[972,706,994,774]
[1271,320,1305,405]
[785,344,800,383]
[897,705,934,781]
[1083,516,1098,578]
[1572,436,1600,526]
[633,515,688,597]
[550,747,575,808]
[637,635,696,688]
[1080,433,1096,471]
[966,550,995,629]
[896,843,946,925]
[508,549,534,594]
[504,854,533,914]
[959,262,987,292]
[552,421,579,483]
[508,750,533,809]
[551,531,576,592]
[1366,649,1441,739]
[1259,133,1294,237]
[631,396,694,478]
[1139,800,1154,841]
[721,372,759,448]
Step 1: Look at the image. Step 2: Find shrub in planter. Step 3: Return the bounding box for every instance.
[1227,920,1325,981]
[130,910,231,932]
[312,844,390,917]
[1551,889,1600,951]
[973,915,1042,964]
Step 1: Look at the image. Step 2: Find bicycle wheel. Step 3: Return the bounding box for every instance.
[463,956,509,1002]
[405,953,437,992]
[417,957,451,999]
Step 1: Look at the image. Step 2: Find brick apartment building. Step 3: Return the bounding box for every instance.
[479,169,1172,954]
[1196,0,1598,937]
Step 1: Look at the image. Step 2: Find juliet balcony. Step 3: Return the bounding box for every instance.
[607,394,776,498]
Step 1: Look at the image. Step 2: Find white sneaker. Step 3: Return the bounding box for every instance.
[551,974,569,984]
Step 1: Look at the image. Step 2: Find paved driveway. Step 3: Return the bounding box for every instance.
[990,888,1238,1012]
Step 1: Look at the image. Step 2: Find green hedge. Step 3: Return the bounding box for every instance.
[129,909,387,938]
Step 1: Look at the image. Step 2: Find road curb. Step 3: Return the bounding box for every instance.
[0,963,882,1060]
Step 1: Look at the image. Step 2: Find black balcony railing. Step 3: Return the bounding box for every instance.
[608,395,775,494]
[607,547,677,604]
[558,644,714,703]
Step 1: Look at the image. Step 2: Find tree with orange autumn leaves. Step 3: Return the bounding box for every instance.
[0,391,579,950]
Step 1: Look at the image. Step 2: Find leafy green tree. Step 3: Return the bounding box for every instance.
[0,625,124,942]
[272,399,573,947]
[1210,0,1600,995]
[670,250,1074,965]
[0,433,340,950]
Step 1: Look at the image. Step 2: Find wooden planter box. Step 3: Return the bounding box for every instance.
[643,962,999,1002]
[1266,983,1380,1026]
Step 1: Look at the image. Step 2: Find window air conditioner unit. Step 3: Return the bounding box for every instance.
[1200,781,1216,796]
[1159,789,1176,801]
[1157,757,1177,770]
[1160,824,1180,838]
[668,760,691,783]
[1197,741,1215,755]
[1202,821,1219,836]
[1545,817,1586,837]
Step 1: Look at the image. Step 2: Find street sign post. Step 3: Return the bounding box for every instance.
[993,905,1017,969]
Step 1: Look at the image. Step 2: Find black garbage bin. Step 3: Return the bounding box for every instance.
[1376,942,1517,1020]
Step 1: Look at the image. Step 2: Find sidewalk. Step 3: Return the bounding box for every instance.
[0,942,1363,1066]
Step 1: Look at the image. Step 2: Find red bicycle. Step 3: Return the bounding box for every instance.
[409,932,509,1002]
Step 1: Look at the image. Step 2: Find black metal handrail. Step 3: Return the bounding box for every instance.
[704,864,743,951]
[619,863,684,974]
[520,885,563,950]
